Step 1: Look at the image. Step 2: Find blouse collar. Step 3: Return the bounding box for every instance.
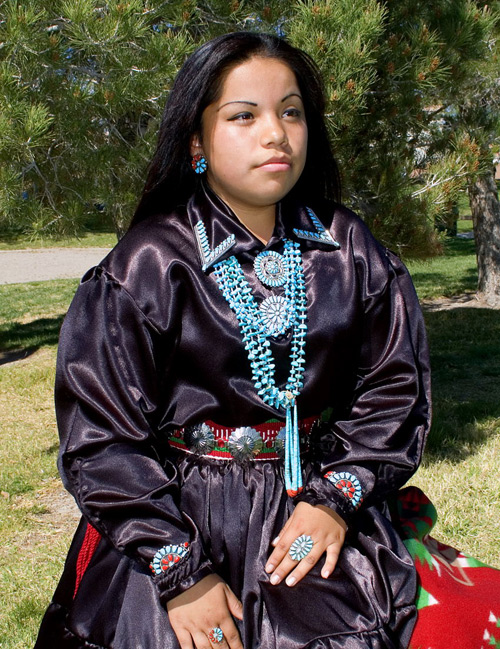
[186,179,340,272]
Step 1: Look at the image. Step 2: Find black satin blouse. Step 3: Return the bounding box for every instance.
[54,181,431,627]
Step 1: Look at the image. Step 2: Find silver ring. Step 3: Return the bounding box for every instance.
[289,534,314,561]
[208,627,224,644]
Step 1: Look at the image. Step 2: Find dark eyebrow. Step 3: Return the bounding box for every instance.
[217,93,303,111]
[282,93,303,103]
[217,100,258,111]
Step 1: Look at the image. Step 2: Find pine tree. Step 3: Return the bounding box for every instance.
[0,0,498,260]
[0,0,193,237]
[0,0,296,238]
[458,0,500,306]
[287,0,495,256]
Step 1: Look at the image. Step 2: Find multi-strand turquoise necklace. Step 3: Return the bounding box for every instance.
[194,206,340,496]
[213,239,307,496]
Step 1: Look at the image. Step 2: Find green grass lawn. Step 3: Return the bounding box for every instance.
[0,230,117,250]
[0,226,499,647]
[406,220,477,300]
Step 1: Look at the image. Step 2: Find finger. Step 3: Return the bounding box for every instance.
[220,620,244,649]
[321,543,341,579]
[174,628,194,649]
[267,523,314,573]
[224,584,243,621]
[271,514,294,546]
[193,629,215,649]
[270,543,321,586]
[265,534,294,573]
[284,546,322,586]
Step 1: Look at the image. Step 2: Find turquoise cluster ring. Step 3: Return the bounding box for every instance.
[289,534,314,562]
[208,627,224,644]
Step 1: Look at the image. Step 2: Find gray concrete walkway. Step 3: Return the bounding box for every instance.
[0,247,111,285]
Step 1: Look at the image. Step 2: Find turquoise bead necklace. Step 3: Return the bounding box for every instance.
[213,239,307,496]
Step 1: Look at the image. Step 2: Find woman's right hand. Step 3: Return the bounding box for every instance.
[167,574,244,649]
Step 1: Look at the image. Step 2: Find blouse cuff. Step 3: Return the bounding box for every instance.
[295,467,367,523]
[152,540,214,605]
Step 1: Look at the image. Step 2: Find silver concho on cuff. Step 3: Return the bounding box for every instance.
[227,426,263,461]
[184,423,215,455]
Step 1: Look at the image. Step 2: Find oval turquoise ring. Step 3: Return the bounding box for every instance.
[289,534,314,561]
[208,627,224,644]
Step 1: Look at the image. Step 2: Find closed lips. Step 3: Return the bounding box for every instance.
[259,158,291,168]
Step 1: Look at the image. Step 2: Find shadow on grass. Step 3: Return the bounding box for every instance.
[408,238,478,299]
[0,315,64,365]
[441,237,476,258]
[411,268,477,293]
[423,307,500,462]
[43,442,59,455]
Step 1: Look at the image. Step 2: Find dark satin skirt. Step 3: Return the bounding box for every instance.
[35,456,417,648]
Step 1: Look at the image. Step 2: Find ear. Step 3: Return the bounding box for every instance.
[190,133,203,157]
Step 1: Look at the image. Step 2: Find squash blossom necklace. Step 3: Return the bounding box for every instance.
[213,239,307,497]
[195,208,338,497]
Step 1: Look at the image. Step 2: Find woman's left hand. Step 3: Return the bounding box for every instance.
[265,501,347,587]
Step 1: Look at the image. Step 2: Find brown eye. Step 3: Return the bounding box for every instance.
[283,107,302,118]
[229,112,254,121]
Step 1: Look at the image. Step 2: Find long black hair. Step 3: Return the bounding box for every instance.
[131,32,341,227]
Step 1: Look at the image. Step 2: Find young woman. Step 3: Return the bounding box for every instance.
[35,32,430,649]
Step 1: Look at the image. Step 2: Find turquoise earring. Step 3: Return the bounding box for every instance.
[191,154,207,174]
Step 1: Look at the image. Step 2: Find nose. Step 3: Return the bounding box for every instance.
[261,114,288,147]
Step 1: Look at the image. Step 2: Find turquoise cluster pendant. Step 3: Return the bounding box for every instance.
[259,295,292,337]
[213,239,307,497]
[254,250,287,287]
[255,250,294,337]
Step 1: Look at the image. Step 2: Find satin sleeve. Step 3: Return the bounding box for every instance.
[297,249,431,522]
[56,267,213,603]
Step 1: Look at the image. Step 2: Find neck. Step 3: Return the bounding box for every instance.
[207,183,276,243]
[235,206,276,244]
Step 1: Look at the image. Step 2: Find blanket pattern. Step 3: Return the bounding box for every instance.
[395,487,500,649]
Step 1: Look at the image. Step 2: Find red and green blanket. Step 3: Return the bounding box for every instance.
[396,487,500,649]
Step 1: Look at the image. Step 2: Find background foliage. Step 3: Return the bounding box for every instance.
[1,0,499,253]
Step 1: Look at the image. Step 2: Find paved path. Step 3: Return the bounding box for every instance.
[0,247,111,285]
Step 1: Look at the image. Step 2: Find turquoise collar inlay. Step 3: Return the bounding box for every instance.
[293,207,341,248]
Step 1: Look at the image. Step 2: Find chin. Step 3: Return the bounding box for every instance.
[256,183,296,204]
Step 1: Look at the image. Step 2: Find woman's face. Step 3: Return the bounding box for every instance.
[193,56,308,218]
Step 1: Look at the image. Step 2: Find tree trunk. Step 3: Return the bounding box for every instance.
[468,169,500,306]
